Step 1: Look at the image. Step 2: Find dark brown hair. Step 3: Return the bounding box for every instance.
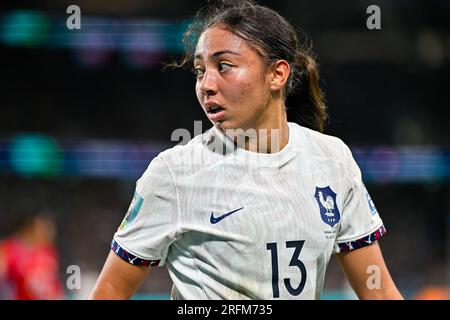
[177,0,327,132]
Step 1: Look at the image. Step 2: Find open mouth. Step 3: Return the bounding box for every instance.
[206,104,226,122]
[207,105,225,114]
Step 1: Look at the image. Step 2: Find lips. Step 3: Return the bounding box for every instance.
[205,103,226,121]
[205,103,224,113]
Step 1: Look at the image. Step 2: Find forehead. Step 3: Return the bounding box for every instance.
[194,26,251,58]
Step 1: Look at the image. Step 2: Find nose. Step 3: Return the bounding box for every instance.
[199,69,218,96]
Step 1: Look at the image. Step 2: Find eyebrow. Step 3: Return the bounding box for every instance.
[194,50,240,60]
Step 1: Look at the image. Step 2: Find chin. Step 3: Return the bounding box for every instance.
[214,120,238,131]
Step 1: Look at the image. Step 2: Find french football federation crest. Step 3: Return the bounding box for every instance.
[314,186,341,228]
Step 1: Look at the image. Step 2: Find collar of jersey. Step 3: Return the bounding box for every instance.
[210,122,297,167]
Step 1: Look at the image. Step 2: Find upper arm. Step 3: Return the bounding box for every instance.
[335,241,403,300]
[89,250,152,300]
[114,156,179,267]
[333,142,402,299]
[90,156,178,299]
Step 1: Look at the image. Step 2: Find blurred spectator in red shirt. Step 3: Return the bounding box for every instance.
[0,211,63,300]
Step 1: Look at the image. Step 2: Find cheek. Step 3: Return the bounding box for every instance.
[226,69,265,104]
[195,81,203,103]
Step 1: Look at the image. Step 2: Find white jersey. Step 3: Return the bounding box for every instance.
[113,122,385,300]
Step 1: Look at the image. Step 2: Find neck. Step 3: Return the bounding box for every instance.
[239,102,289,154]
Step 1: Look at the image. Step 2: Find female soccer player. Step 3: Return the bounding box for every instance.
[90,0,403,300]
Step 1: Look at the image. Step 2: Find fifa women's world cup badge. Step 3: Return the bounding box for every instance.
[314,186,341,239]
[119,192,144,230]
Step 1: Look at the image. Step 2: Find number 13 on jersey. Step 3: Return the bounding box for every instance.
[266,240,307,298]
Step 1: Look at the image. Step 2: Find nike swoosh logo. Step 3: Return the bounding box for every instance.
[210,207,244,224]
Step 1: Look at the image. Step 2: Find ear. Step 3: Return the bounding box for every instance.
[269,60,290,91]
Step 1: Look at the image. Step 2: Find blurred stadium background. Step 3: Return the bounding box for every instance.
[0,0,449,299]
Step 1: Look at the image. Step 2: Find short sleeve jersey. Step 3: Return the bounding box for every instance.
[113,122,386,299]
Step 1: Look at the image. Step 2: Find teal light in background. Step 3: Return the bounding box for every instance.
[165,21,191,52]
[9,133,62,177]
[1,10,49,47]
[0,11,188,65]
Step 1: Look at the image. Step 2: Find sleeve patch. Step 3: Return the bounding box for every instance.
[365,191,378,216]
[119,192,144,230]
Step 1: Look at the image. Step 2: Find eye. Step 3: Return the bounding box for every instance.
[218,62,232,72]
[193,67,205,78]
